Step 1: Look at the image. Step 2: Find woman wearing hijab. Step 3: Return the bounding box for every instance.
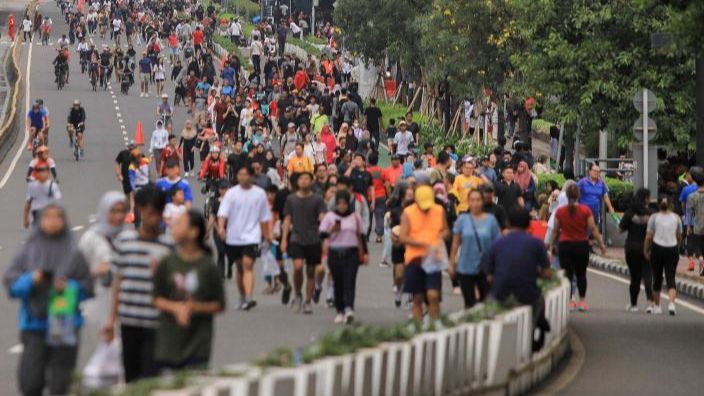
[320,124,337,164]
[515,160,537,211]
[78,192,128,321]
[4,204,94,396]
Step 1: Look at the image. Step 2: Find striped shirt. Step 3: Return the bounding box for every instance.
[111,230,173,328]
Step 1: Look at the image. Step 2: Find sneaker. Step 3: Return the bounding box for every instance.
[379,261,391,268]
[577,300,589,312]
[303,301,313,314]
[394,294,402,308]
[568,300,577,311]
[242,300,257,311]
[668,302,676,316]
[626,304,638,312]
[344,308,354,324]
[689,259,695,271]
[375,236,383,243]
[291,295,302,313]
[653,305,663,315]
[326,298,334,308]
[281,286,292,305]
[334,313,345,324]
[645,303,654,314]
[313,286,322,304]
[236,300,247,310]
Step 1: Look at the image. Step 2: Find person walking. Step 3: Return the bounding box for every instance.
[644,197,683,315]
[619,188,655,313]
[449,189,500,308]
[320,190,367,323]
[180,119,198,177]
[217,165,272,311]
[577,163,615,227]
[4,205,93,396]
[103,186,172,383]
[399,185,449,321]
[153,211,225,370]
[547,183,606,311]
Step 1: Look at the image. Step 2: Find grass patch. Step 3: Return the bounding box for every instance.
[217,0,260,20]
[288,37,322,57]
[373,101,427,126]
[532,119,553,136]
[305,35,328,46]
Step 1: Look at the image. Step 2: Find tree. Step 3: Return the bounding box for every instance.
[510,0,695,152]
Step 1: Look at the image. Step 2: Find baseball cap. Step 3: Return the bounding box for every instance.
[391,154,401,161]
[210,145,221,153]
[414,185,435,211]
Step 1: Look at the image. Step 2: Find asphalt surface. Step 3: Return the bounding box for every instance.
[0,2,703,396]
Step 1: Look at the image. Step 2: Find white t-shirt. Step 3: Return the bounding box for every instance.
[26,179,61,212]
[394,130,414,155]
[217,185,272,245]
[163,203,187,227]
[230,21,241,36]
[22,19,32,32]
[647,212,682,248]
[112,19,122,32]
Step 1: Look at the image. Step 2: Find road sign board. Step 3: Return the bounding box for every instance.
[633,89,656,113]
[633,117,656,141]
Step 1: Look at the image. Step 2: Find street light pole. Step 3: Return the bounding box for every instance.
[697,56,704,167]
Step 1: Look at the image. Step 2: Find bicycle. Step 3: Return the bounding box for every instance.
[30,127,45,157]
[68,123,84,160]
[99,65,109,90]
[200,178,219,216]
[55,65,66,90]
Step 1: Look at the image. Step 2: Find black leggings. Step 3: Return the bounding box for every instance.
[558,241,590,298]
[651,243,678,291]
[457,272,488,308]
[624,244,653,305]
[182,137,196,173]
[328,248,360,313]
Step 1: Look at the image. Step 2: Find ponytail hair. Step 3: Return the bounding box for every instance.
[565,183,580,216]
[186,209,213,256]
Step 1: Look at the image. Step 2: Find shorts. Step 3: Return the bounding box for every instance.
[122,179,133,194]
[170,47,179,55]
[140,73,150,83]
[391,245,405,264]
[225,244,259,263]
[403,258,442,295]
[288,242,322,266]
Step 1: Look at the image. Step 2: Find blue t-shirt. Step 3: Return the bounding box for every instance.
[27,110,44,130]
[222,67,235,86]
[155,178,194,204]
[138,57,152,74]
[577,177,608,222]
[680,183,698,226]
[453,214,500,275]
[484,231,549,304]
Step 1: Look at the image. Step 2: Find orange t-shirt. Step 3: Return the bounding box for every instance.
[403,204,445,264]
[192,30,204,45]
[287,155,313,174]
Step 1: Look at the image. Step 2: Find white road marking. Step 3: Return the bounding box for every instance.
[113,100,117,104]
[115,106,119,111]
[0,39,33,190]
[8,344,23,355]
[120,125,125,129]
[588,268,704,316]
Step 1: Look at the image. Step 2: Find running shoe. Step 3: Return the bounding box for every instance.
[625,304,638,312]
[326,298,334,308]
[242,300,257,311]
[344,308,355,324]
[281,286,292,305]
[577,300,590,312]
[568,300,577,311]
[645,303,654,314]
[236,300,247,311]
[379,261,391,268]
[653,305,663,315]
[689,259,695,271]
[303,301,313,314]
[313,286,322,304]
[394,294,402,308]
[334,314,345,324]
[291,295,303,313]
[668,302,676,316]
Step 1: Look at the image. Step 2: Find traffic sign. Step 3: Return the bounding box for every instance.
[633,117,656,141]
[633,89,656,113]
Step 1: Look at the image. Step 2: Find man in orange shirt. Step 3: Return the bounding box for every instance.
[366,152,387,243]
[399,185,449,321]
[287,143,314,175]
[192,26,204,56]
[383,154,404,196]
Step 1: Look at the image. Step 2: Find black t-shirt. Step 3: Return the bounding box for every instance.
[549,125,560,139]
[364,106,382,132]
[283,193,327,245]
[496,181,523,209]
[619,206,653,246]
[483,202,507,230]
[115,150,131,179]
[226,152,248,183]
[407,121,420,139]
[273,188,290,217]
[350,168,372,196]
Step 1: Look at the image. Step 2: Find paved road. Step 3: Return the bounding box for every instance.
[1,2,704,396]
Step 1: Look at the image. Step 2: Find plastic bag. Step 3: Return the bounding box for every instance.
[261,248,280,279]
[82,340,123,389]
[421,243,449,274]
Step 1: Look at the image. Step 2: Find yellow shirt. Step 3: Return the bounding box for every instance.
[452,174,485,212]
[287,155,314,174]
[403,203,445,264]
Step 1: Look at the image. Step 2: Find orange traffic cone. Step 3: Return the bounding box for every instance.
[134,121,144,146]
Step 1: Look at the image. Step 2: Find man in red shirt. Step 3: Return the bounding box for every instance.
[158,134,182,177]
[366,152,387,243]
[192,26,204,55]
[293,65,310,91]
[213,95,229,134]
[383,154,403,196]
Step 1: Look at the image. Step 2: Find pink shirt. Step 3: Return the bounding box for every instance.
[319,211,363,248]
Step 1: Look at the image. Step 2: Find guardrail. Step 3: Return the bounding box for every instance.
[146,275,570,396]
[0,33,21,157]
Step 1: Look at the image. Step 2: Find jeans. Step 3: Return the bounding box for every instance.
[121,325,158,383]
[625,243,653,305]
[457,272,488,308]
[19,331,79,396]
[651,243,678,291]
[251,55,261,79]
[328,248,360,313]
[373,197,386,237]
[558,241,590,299]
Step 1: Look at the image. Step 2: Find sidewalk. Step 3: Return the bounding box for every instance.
[600,247,704,285]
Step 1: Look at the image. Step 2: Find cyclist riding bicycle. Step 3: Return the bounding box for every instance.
[27,145,58,182]
[52,49,69,85]
[198,145,226,189]
[99,45,113,87]
[88,44,100,81]
[76,38,90,73]
[67,100,86,155]
[156,93,174,130]
[26,102,48,151]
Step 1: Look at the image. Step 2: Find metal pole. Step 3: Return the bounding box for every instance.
[697,56,704,167]
[598,129,607,172]
[556,122,564,172]
[311,3,315,37]
[574,124,581,175]
[642,89,649,188]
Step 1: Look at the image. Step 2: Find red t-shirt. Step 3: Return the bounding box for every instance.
[192,30,204,45]
[554,204,592,242]
[383,165,403,188]
[367,166,386,199]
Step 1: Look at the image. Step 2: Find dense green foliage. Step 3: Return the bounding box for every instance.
[536,173,634,211]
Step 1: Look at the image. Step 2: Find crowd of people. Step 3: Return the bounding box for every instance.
[2,0,696,395]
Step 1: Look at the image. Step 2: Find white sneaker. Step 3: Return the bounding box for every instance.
[668,302,676,316]
[334,314,345,324]
[344,308,354,324]
[626,304,638,312]
[645,303,654,314]
[653,305,663,315]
